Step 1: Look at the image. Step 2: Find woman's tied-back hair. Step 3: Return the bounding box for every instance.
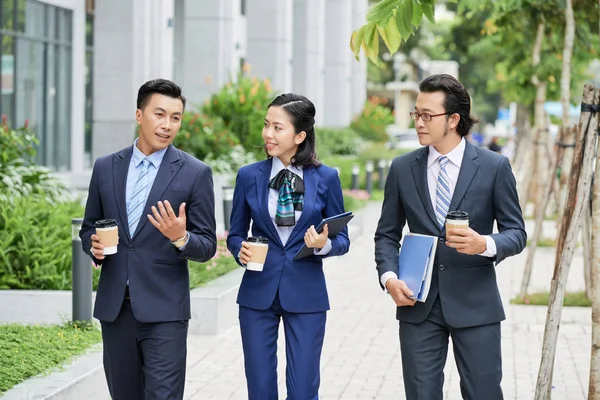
[267,93,320,167]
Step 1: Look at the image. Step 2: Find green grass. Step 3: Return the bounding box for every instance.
[511,290,591,307]
[189,238,240,289]
[0,321,102,394]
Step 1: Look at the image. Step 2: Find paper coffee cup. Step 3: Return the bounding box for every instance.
[445,211,469,231]
[246,236,269,271]
[95,219,119,255]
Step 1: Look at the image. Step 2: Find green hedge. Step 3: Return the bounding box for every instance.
[0,197,101,290]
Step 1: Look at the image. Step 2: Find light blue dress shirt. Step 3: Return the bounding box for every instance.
[126,139,168,235]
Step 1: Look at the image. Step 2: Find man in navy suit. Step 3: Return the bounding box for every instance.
[80,79,217,400]
[374,74,526,399]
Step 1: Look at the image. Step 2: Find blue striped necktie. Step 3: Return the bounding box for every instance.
[128,158,151,236]
[435,156,451,229]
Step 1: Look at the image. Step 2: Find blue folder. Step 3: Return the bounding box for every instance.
[398,233,438,302]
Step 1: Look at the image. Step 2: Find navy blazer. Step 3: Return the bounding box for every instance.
[374,141,527,328]
[80,145,217,323]
[227,159,350,313]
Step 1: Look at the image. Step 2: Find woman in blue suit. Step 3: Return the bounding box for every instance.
[227,93,350,399]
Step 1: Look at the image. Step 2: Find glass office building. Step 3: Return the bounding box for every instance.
[0,0,75,171]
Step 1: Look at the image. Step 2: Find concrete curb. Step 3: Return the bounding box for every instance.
[0,204,370,399]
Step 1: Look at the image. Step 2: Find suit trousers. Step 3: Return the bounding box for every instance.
[100,298,188,400]
[398,295,503,400]
[239,291,327,400]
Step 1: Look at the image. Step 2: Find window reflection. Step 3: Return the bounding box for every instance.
[0,0,73,171]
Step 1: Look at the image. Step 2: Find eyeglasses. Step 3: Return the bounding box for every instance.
[409,111,449,122]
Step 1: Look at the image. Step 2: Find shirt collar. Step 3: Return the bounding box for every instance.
[427,138,466,169]
[132,138,168,168]
[270,157,303,179]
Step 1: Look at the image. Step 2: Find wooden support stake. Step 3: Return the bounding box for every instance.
[535,85,600,399]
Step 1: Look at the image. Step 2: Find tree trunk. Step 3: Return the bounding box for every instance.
[588,86,600,399]
[535,85,599,400]
[519,127,567,298]
[556,0,576,220]
[530,22,548,215]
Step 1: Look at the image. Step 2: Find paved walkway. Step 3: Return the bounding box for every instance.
[88,202,591,399]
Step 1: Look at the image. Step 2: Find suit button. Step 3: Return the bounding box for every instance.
[129,246,134,251]
[281,251,285,256]
[439,265,445,271]
[439,238,445,244]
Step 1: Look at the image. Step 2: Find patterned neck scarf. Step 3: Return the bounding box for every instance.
[268,169,304,226]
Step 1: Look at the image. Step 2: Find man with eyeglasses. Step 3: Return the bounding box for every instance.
[374,74,526,400]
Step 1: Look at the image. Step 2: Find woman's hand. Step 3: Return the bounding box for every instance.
[304,224,329,250]
[239,241,252,264]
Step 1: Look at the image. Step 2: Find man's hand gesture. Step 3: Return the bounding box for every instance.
[148,200,187,241]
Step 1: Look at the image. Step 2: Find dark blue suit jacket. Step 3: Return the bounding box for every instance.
[227,159,350,313]
[374,141,527,328]
[80,145,217,323]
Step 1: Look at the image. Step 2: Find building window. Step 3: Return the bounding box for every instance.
[0,0,73,171]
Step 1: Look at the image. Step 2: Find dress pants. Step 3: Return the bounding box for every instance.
[398,295,503,400]
[100,297,188,400]
[239,291,327,400]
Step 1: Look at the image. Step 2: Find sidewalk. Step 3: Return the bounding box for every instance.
[80,202,593,399]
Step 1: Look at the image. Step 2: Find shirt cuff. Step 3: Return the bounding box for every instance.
[380,271,398,292]
[237,251,247,268]
[478,235,497,257]
[313,239,332,256]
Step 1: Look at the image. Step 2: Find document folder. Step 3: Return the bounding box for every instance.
[398,233,438,302]
[293,211,354,260]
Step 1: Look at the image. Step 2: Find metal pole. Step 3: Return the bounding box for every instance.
[365,161,374,194]
[351,164,360,190]
[222,186,234,232]
[378,159,387,190]
[72,218,92,322]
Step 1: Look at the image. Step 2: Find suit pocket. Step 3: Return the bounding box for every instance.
[464,189,490,200]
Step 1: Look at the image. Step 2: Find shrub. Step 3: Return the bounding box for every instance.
[350,97,395,143]
[202,71,276,158]
[0,123,68,203]
[0,196,100,290]
[315,127,362,158]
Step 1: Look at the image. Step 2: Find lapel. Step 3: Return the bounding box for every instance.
[411,147,439,229]
[256,158,283,247]
[132,145,184,240]
[286,165,317,246]
[113,147,134,241]
[448,141,479,212]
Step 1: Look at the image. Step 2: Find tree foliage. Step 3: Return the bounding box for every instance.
[350,0,457,64]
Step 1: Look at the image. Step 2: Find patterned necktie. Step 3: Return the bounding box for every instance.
[435,156,451,229]
[268,169,304,226]
[128,158,151,236]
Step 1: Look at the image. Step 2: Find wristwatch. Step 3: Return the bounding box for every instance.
[171,232,189,248]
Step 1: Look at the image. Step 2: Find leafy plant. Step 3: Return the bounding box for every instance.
[350,97,394,143]
[201,71,276,158]
[0,197,100,290]
[0,123,68,203]
[351,0,457,63]
[315,127,362,158]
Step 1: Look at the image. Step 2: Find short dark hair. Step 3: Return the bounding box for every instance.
[136,79,187,110]
[267,93,320,168]
[419,74,478,137]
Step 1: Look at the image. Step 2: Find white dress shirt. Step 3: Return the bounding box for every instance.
[380,138,497,289]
